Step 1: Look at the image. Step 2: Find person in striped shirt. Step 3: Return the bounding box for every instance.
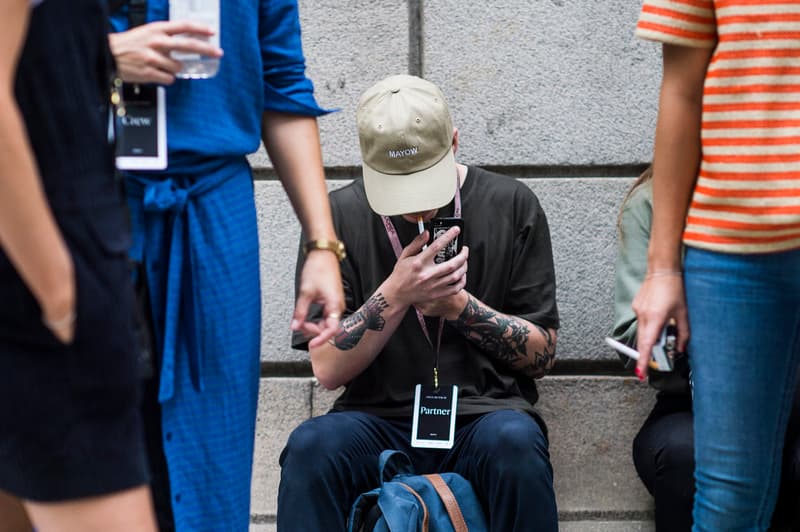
[632,1,800,530]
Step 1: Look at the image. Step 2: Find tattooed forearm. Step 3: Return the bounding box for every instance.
[450,296,530,366]
[449,296,555,378]
[518,324,556,379]
[331,293,390,350]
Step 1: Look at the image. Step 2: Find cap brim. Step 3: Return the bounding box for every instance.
[362,149,457,216]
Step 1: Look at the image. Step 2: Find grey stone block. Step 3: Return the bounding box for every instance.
[256,176,636,363]
[560,522,655,532]
[254,376,655,521]
[423,1,661,166]
[537,376,656,515]
[310,376,657,517]
[250,378,313,516]
[537,177,634,362]
[255,180,352,363]
[248,1,410,170]
[248,525,276,532]
[312,379,341,418]
[255,182,302,362]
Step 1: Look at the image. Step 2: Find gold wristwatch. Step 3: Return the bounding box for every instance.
[303,239,346,261]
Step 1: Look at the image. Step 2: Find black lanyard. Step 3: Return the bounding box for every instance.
[380,173,462,390]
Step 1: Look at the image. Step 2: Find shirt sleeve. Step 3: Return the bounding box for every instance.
[612,182,652,347]
[258,0,334,117]
[506,189,560,331]
[635,0,717,48]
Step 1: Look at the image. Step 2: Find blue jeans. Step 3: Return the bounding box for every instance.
[276,409,557,531]
[685,247,800,531]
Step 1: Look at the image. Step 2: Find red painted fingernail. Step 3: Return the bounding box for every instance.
[635,367,643,380]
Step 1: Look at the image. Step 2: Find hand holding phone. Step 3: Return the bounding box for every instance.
[428,217,464,264]
[605,319,678,372]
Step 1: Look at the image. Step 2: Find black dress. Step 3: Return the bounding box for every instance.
[0,0,148,501]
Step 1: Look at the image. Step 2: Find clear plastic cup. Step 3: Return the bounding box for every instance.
[169,0,220,79]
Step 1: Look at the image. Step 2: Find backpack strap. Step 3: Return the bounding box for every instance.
[397,482,429,532]
[424,474,469,532]
[378,449,415,483]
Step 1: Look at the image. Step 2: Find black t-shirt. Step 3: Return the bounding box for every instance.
[293,166,559,419]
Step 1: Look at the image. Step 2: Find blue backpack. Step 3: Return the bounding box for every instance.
[347,450,488,532]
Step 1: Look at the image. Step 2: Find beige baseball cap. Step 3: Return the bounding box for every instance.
[356,75,456,216]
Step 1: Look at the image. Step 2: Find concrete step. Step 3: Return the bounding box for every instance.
[250,520,655,531]
[251,375,657,523]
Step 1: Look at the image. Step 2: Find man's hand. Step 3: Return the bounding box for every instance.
[291,249,345,349]
[384,227,468,308]
[109,21,223,85]
[416,289,469,320]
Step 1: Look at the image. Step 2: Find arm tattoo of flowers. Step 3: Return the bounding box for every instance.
[332,293,389,350]
[450,296,554,378]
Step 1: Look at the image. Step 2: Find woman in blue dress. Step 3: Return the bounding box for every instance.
[109,1,345,529]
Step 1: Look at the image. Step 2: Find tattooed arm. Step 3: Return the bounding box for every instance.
[309,288,409,390]
[445,291,557,380]
[310,228,468,390]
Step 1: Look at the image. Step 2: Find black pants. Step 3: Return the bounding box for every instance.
[633,388,800,531]
[278,410,557,531]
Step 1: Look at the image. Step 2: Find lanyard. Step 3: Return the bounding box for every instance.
[380,173,462,390]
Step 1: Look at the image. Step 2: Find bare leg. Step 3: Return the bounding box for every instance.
[0,490,32,532]
[24,485,156,532]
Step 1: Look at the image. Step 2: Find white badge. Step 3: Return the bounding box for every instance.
[411,384,458,449]
[115,84,167,170]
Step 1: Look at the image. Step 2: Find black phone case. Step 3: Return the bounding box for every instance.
[428,217,464,263]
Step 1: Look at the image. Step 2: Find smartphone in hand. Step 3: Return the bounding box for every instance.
[605,320,678,372]
[428,217,464,264]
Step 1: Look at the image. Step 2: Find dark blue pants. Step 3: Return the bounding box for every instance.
[277,409,557,531]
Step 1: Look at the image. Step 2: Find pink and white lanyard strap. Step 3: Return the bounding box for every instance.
[380,174,462,390]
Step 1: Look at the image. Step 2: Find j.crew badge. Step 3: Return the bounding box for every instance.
[115,84,167,170]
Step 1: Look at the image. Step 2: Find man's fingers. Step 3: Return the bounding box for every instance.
[450,276,468,296]
[399,231,429,258]
[309,316,341,349]
[423,226,460,259]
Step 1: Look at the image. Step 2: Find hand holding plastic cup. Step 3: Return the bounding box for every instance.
[169,0,221,78]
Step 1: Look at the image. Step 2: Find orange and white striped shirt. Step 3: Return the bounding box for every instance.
[636,0,800,253]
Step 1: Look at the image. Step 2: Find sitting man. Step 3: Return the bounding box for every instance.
[278,75,560,531]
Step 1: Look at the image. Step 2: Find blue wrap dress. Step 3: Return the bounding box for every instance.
[110,2,331,529]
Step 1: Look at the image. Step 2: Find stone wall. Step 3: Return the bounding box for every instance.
[250,1,661,529]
